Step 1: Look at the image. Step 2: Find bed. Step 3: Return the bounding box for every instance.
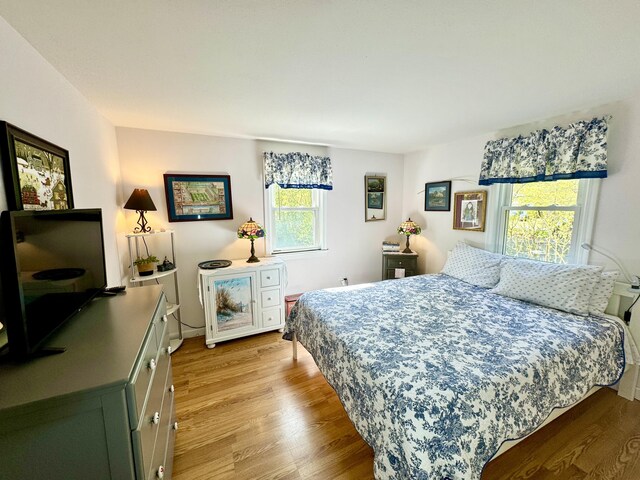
[284,260,639,479]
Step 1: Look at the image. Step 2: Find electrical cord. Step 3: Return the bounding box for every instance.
[624,293,639,324]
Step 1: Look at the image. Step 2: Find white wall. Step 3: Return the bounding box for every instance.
[403,96,640,277]
[0,16,123,284]
[116,127,404,336]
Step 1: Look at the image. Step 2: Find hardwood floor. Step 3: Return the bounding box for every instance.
[172,333,640,479]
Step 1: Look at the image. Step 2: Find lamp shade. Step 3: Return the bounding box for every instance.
[124,189,157,212]
[237,218,265,239]
[397,218,422,236]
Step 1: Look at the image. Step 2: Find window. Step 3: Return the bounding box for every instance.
[264,184,327,254]
[490,179,600,264]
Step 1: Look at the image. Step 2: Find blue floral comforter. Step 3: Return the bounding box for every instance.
[283,274,625,480]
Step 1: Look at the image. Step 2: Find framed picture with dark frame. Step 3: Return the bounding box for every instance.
[424,181,451,211]
[453,190,487,232]
[163,173,233,222]
[0,122,74,211]
[365,174,386,221]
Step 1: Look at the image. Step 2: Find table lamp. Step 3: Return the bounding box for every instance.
[397,218,422,253]
[124,188,157,233]
[237,218,265,263]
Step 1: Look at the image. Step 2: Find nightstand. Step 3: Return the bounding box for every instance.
[382,252,419,280]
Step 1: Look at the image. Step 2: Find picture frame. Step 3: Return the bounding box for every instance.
[453,190,487,232]
[163,173,233,222]
[0,122,74,211]
[424,181,451,211]
[365,174,386,221]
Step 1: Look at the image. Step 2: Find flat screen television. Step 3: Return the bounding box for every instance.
[0,208,107,358]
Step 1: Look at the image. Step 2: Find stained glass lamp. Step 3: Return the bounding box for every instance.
[124,188,157,233]
[397,218,422,253]
[237,218,265,263]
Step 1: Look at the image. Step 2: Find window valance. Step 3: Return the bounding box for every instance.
[264,151,333,190]
[479,116,609,185]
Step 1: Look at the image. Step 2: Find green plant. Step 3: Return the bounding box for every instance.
[134,255,159,266]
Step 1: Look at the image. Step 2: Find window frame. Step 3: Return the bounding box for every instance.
[263,184,328,256]
[486,178,601,264]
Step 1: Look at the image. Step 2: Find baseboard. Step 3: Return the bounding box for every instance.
[182,327,205,339]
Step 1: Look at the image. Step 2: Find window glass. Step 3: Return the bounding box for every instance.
[510,180,579,207]
[266,184,325,254]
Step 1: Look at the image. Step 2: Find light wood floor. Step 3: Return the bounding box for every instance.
[172,333,640,479]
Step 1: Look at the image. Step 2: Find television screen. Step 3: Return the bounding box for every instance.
[0,209,107,357]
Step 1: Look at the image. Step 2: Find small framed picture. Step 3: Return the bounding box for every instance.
[453,190,487,232]
[424,181,451,211]
[163,173,233,222]
[0,122,74,211]
[365,174,386,221]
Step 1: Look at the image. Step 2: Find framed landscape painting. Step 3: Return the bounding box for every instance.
[163,173,233,222]
[453,190,487,232]
[424,181,451,211]
[0,122,74,211]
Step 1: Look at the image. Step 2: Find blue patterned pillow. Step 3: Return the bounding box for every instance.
[441,242,503,288]
[491,259,603,315]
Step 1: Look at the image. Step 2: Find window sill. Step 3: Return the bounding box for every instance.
[270,249,329,261]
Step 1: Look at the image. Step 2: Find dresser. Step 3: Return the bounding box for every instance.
[199,257,285,348]
[0,286,176,480]
[382,252,419,280]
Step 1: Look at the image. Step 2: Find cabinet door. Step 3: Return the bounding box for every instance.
[205,272,258,340]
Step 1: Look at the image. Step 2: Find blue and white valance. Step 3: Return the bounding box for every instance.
[479,116,609,185]
[264,151,333,190]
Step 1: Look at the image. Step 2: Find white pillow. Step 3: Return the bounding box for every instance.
[490,259,603,316]
[588,271,619,315]
[441,242,503,288]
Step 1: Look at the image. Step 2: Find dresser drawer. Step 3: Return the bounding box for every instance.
[262,306,283,328]
[127,323,161,429]
[386,257,416,269]
[260,268,280,288]
[260,288,281,308]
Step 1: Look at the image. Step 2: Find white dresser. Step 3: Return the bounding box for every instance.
[198,257,285,348]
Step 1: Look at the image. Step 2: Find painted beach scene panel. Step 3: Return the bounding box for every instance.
[215,276,254,332]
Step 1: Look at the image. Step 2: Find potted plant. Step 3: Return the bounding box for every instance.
[134,255,159,277]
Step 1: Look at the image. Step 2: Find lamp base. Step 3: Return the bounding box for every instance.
[246,238,260,263]
[402,235,412,253]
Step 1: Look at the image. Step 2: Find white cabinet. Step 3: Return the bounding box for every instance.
[126,231,183,352]
[199,257,285,348]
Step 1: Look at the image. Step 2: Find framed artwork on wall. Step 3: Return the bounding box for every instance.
[453,190,487,232]
[365,174,386,221]
[424,181,451,211]
[0,122,74,211]
[163,173,233,222]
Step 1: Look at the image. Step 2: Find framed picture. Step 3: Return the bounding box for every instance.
[365,174,386,221]
[453,190,487,232]
[163,173,233,222]
[0,122,73,211]
[424,181,451,211]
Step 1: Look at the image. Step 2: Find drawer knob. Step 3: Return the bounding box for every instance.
[267,297,272,301]
[169,384,175,393]
[148,359,157,371]
[152,411,160,425]
[157,465,165,479]
[162,315,168,322]
[173,422,179,430]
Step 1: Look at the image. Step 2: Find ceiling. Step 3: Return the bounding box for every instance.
[1,1,640,153]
